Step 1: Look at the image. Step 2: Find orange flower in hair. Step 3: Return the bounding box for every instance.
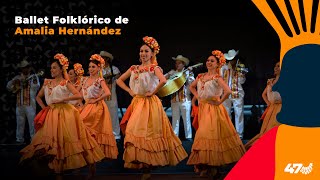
[212,50,226,67]
[143,36,160,54]
[73,63,84,76]
[54,53,69,69]
[90,54,105,68]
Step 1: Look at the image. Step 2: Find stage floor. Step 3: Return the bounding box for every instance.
[0,140,240,179]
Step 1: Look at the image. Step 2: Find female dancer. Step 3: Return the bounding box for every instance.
[68,63,84,109]
[79,54,118,161]
[245,62,281,149]
[187,50,246,177]
[20,53,104,177]
[116,36,188,180]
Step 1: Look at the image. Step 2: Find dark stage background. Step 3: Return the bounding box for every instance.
[0,0,280,142]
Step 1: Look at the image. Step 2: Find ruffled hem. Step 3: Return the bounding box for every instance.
[20,131,106,172]
[20,103,106,173]
[245,104,281,150]
[187,146,245,166]
[20,135,84,158]
[187,136,245,166]
[80,101,118,159]
[123,133,188,168]
[191,134,244,152]
[48,154,87,172]
[97,133,118,159]
[20,135,87,172]
[80,130,107,163]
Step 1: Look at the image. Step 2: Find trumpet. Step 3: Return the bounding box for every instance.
[25,70,44,81]
[236,63,249,74]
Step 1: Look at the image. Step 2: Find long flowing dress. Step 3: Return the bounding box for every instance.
[80,77,118,159]
[187,73,245,169]
[121,65,188,169]
[245,78,281,149]
[20,79,105,173]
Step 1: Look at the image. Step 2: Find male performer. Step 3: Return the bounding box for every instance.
[7,59,40,144]
[165,55,194,140]
[221,49,247,139]
[101,50,121,141]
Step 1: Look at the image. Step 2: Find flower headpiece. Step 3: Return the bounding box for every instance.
[73,63,84,76]
[90,54,105,68]
[54,53,69,69]
[143,36,160,54]
[212,50,226,67]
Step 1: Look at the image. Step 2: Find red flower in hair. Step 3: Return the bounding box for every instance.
[143,36,160,54]
[212,50,226,67]
[54,53,69,69]
[74,63,84,76]
[90,54,105,68]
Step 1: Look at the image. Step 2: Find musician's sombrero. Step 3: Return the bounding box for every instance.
[17,59,30,68]
[172,55,189,66]
[100,51,114,61]
[224,49,239,60]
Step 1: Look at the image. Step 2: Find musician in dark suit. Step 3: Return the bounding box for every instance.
[165,55,195,140]
[6,58,40,144]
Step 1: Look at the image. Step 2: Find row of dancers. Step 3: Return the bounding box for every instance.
[16,36,281,179]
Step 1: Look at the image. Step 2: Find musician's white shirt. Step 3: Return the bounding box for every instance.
[129,65,160,95]
[102,65,120,104]
[103,66,120,78]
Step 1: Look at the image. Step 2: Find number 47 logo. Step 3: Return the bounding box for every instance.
[284,163,313,175]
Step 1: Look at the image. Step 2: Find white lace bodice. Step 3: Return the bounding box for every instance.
[43,79,71,105]
[81,77,105,100]
[197,73,223,99]
[129,65,161,95]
